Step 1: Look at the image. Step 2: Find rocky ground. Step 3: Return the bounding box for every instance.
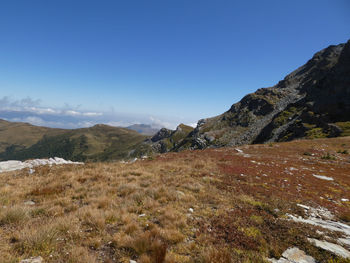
[0,137,349,262]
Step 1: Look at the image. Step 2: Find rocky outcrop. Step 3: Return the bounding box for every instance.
[287,204,350,259]
[268,247,316,263]
[144,124,194,153]
[176,40,350,149]
[150,128,173,143]
[308,238,350,259]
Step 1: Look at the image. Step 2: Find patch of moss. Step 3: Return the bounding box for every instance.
[306,128,329,139]
[250,215,264,225]
[335,122,350,136]
[273,107,298,126]
[242,227,261,238]
[303,123,316,129]
[321,153,336,160]
[280,132,294,142]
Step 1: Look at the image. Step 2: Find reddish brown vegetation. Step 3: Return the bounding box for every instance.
[0,137,349,262]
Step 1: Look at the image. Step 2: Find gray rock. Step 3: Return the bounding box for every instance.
[20,256,43,263]
[204,134,215,142]
[24,200,36,206]
[150,128,173,142]
[287,214,350,236]
[282,247,316,263]
[338,237,350,248]
[308,238,350,258]
[0,160,29,172]
[312,174,334,181]
[268,247,315,263]
[0,158,83,173]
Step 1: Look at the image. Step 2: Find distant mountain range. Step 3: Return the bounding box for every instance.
[0,40,349,161]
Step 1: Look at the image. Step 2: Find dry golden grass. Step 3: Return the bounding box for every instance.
[0,137,349,262]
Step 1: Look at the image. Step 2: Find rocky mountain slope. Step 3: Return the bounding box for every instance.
[176,40,350,150]
[0,121,149,162]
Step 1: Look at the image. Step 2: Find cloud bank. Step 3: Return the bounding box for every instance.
[0,96,196,130]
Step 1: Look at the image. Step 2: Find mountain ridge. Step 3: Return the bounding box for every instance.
[173,40,350,151]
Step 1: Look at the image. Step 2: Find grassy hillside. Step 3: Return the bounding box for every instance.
[0,120,149,162]
[0,137,349,262]
[0,119,66,153]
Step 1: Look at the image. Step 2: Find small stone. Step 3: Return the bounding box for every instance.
[20,256,43,263]
[24,200,36,206]
[189,208,194,213]
[130,260,137,263]
[282,247,316,262]
[176,190,185,197]
[268,247,315,263]
[312,174,334,181]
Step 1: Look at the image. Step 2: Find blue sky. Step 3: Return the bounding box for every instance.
[0,0,349,129]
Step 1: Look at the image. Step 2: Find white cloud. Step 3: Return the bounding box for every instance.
[64,110,81,116]
[186,123,197,128]
[0,96,197,130]
[83,112,103,117]
[149,116,176,129]
[28,107,58,115]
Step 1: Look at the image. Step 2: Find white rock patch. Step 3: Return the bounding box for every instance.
[308,238,350,258]
[312,174,334,181]
[268,247,315,263]
[287,214,350,236]
[0,157,83,173]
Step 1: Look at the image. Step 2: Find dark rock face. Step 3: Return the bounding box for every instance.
[150,128,173,142]
[144,124,194,153]
[177,40,350,149]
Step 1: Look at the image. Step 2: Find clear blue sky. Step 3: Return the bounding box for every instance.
[0,0,349,128]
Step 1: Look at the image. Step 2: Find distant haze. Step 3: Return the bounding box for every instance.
[0,96,195,129]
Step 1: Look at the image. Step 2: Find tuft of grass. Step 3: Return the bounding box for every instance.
[321,153,336,160]
[337,149,349,154]
[0,206,28,226]
[14,224,59,256]
[306,127,329,139]
[335,121,350,137]
[66,246,97,263]
[200,246,233,263]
